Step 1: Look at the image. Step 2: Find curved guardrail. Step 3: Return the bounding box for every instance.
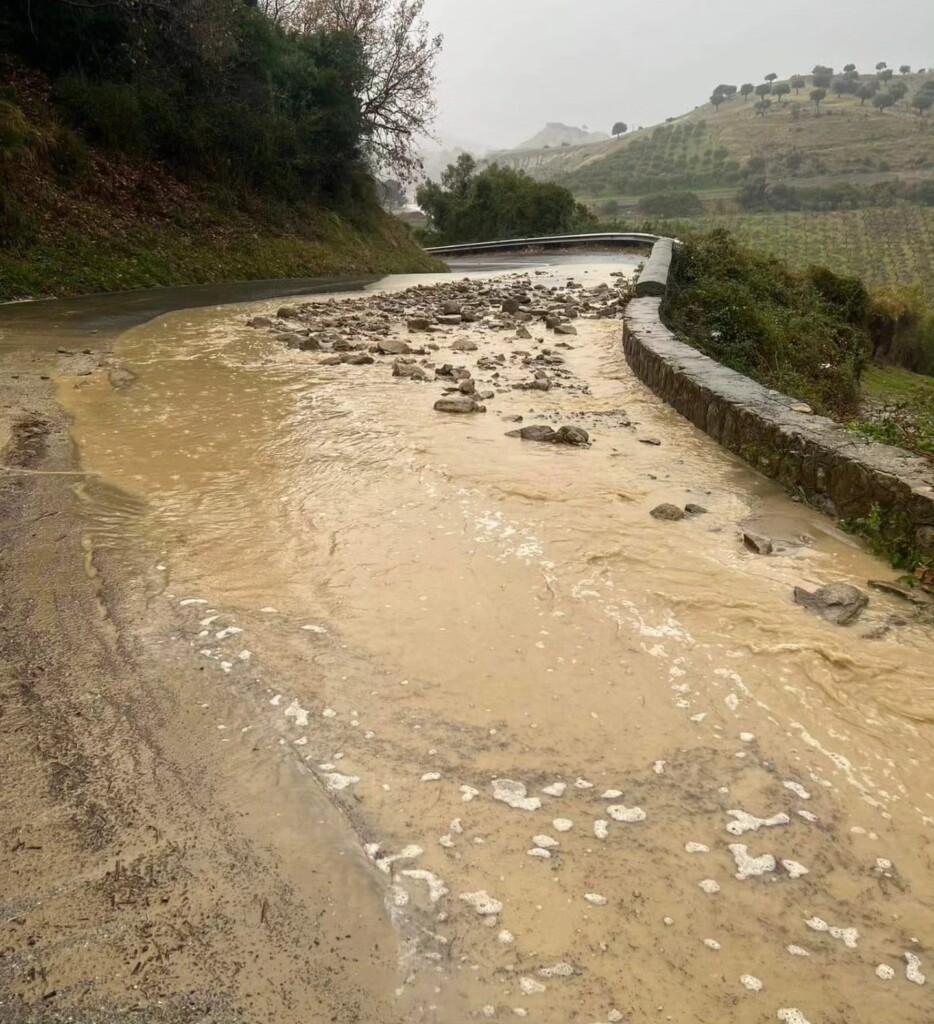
[424,232,663,256]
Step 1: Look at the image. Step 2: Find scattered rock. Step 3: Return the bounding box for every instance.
[407,317,431,332]
[437,314,463,325]
[639,437,662,446]
[793,583,868,625]
[554,426,589,446]
[684,503,708,515]
[791,403,813,414]
[507,425,557,442]
[868,579,933,606]
[502,298,520,314]
[516,325,532,340]
[434,396,484,414]
[452,339,478,352]
[554,324,577,336]
[108,367,137,389]
[743,532,774,556]
[650,503,686,521]
[377,338,411,355]
[276,305,299,319]
[341,353,375,365]
[393,361,429,381]
[441,300,462,316]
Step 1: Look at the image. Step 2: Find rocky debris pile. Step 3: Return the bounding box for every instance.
[245,273,625,363]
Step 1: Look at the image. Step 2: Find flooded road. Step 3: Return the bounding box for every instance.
[53,258,934,1023]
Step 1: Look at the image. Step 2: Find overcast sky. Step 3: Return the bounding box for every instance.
[421,0,934,151]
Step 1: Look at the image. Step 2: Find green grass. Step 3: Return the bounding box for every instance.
[649,206,934,301]
[0,209,440,302]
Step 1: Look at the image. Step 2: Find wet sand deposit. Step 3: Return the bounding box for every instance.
[2,259,933,1023]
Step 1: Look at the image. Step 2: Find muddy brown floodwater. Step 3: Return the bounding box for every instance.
[30,259,934,1022]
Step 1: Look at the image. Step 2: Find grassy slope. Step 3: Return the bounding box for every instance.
[652,206,934,299]
[0,65,440,302]
[490,77,934,298]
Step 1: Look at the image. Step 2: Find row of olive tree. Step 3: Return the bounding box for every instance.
[710,64,933,116]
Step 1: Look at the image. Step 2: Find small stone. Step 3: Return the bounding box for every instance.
[554,324,577,336]
[743,532,773,555]
[650,503,685,521]
[407,317,431,332]
[684,503,708,514]
[793,583,869,625]
[516,325,532,340]
[791,403,813,414]
[434,396,484,414]
[452,338,478,352]
[639,437,662,446]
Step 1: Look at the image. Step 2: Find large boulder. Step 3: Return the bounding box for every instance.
[793,583,868,625]
[554,426,590,446]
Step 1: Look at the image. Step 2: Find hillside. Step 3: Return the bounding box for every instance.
[486,71,934,297]
[514,122,609,150]
[0,8,439,302]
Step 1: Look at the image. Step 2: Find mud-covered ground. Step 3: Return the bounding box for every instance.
[1,264,933,1024]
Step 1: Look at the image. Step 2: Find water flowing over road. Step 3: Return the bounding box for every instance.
[39,257,934,1022]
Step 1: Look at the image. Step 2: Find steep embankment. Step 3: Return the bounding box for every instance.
[0,62,439,302]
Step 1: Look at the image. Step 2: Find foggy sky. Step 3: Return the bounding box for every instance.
[421,0,934,151]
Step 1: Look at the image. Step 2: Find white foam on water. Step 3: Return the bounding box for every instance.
[321,772,359,791]
[740,974,763,992]
[875,964,895,980]
[460,785,480,802]
[269,694,282,706]
[704,939,721,951]
[905,952,926,985]
[607,805,646,823]
[538,963,574,978]
[284,699,309,727]
[542,782,566,796]
[215,626,243,640]
[777,1010,811,1024]
[797,809,818,822]
[584,893,607,906]
[783,781,811,800]
[698,879,720,894]
[322,707,337,718]
[782,859,809,878]
[600,790,623,799]
[533,835,559,849]
[574,778,594,789]
[552,819,573,832]
[179,598,208,606]
[804,917,858,948]
[653,760,666,774]
[519,977,546,995]
[729,844,776,880]
[301,623,328,633]
[421,772,441,782]
[460,891,503,916]
[498,929,514,944]
[527,848,551,859]
[594,820,609,840]
[787,945,810,957]
[399,869,448,903]
[492,779,541,811]
[726,810,789,835]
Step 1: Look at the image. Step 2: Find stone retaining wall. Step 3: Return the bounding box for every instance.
[623,296,934,558]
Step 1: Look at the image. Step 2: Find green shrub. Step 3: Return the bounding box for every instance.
[663,230,870,416]
[49,125,91,183]
[53,76,148,154]
[637,191,703,217]
[868,285,934,373]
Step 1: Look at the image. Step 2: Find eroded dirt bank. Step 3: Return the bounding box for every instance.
[2,260,934,1024]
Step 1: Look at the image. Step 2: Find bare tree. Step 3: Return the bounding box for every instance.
[287,0,443,180]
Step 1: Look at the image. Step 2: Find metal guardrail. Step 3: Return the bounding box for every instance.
[424,232,662,256]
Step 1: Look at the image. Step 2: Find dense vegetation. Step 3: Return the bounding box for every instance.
[415,154,595,244]
[0,0,439,298]
[664,232,872,417]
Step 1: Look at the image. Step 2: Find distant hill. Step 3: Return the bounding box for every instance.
[493,73,934,200]
[514,122,609,150]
